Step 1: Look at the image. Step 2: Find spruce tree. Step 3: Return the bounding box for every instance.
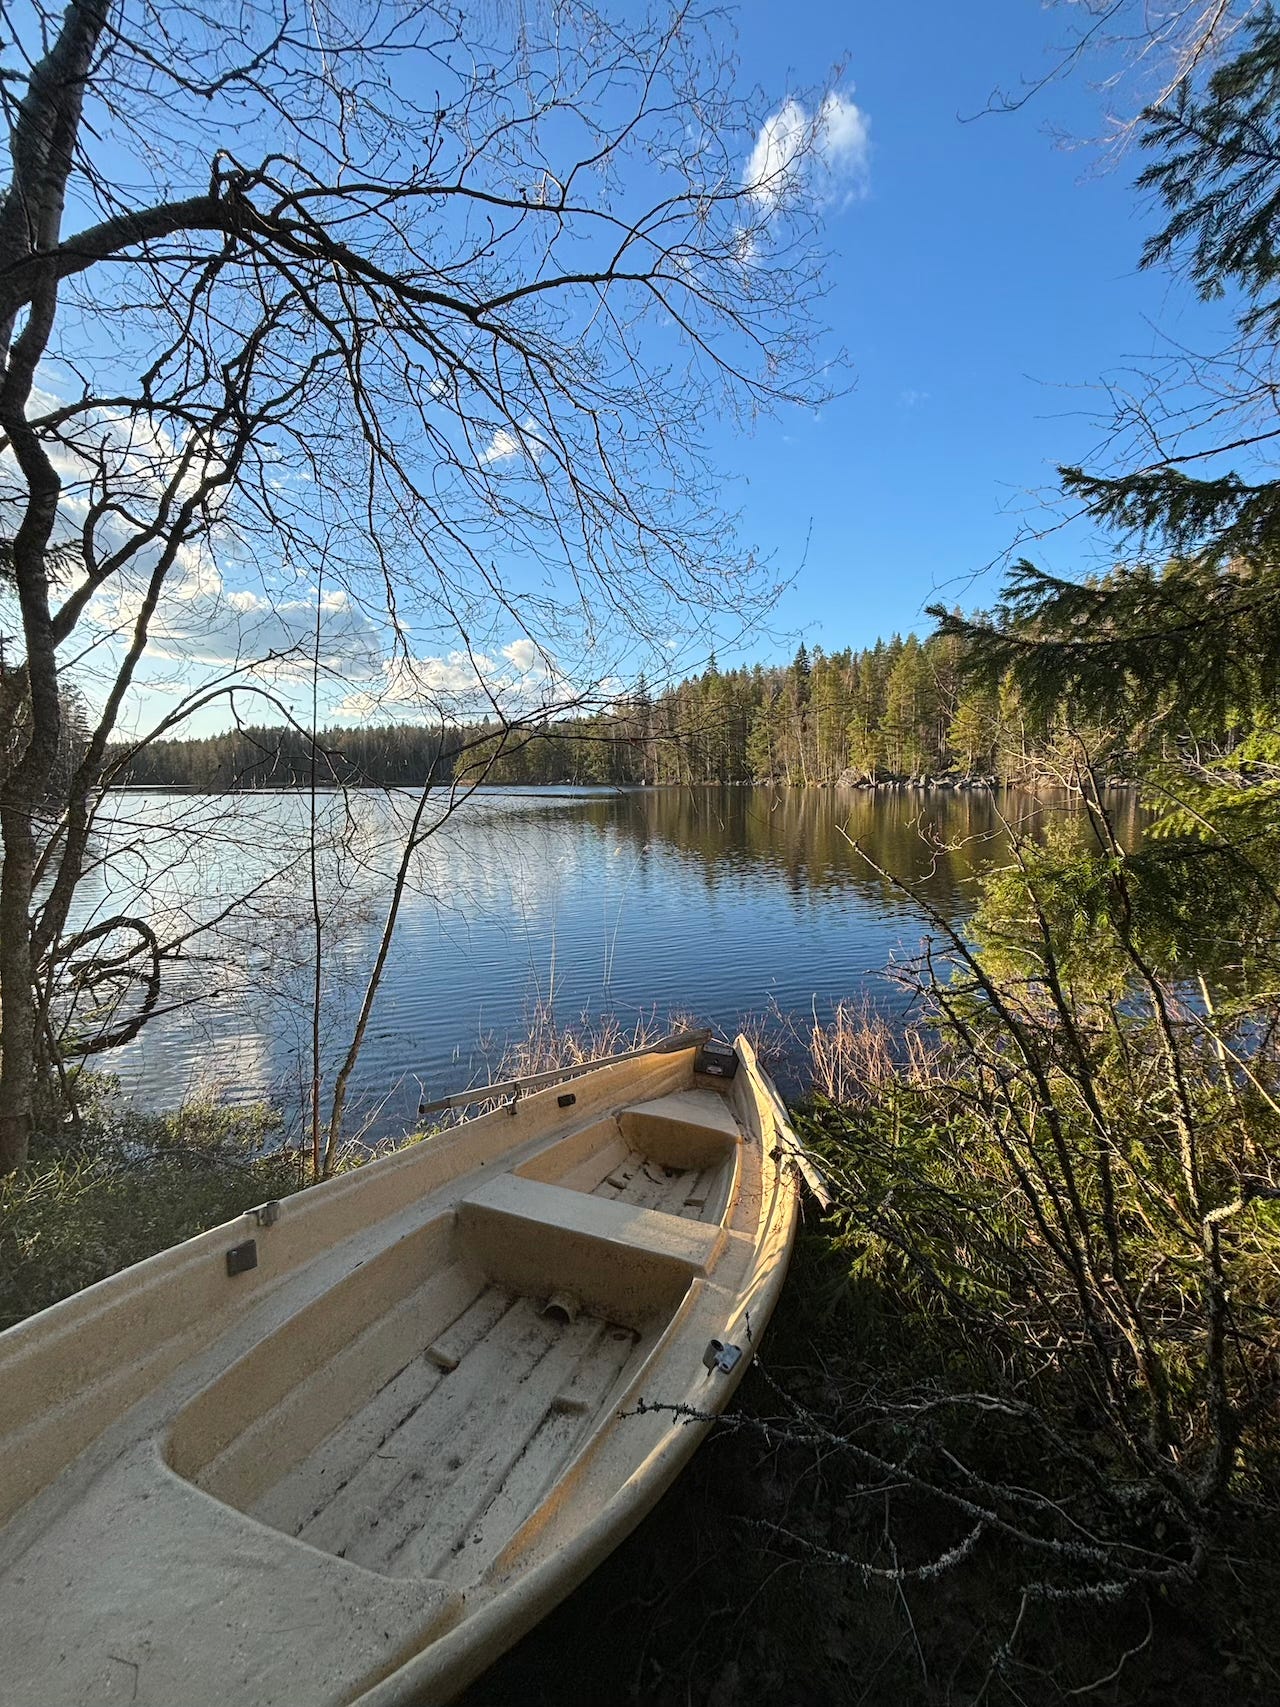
[931,10,1280,724]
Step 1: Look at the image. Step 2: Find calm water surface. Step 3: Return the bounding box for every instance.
[72,785,1144,1137]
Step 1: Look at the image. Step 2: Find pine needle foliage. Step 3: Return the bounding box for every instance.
[931,556,1280,729]
[930,11,1280,716]
[1139,8,1280,331]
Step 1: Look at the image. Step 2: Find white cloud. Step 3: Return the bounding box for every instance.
[744,98,808,209]
[1,386,393,688]
[743,89,869,212]
[480,426,522,465]
[819,92,870,177]
[14,383,573,723]
[479,415,545,468]
[141,585,386,678]
[330,640,563,722]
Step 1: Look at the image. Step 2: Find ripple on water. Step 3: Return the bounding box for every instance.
[72,785,1141,1137]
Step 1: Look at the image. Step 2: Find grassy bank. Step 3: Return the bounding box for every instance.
[0,1084,303,1332]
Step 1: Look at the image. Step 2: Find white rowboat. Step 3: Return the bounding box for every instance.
[0,1033,805,1706]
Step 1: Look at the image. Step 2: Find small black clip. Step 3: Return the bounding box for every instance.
[226,1239,258,1277]
[557,1092,577,1108]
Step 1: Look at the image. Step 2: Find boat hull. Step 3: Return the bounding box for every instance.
[0,1036,799,1707]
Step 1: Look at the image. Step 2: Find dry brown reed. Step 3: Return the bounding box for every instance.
[494,1000,705,1080]
[804,998,940,1105]
[420,996,943,1137]
[484,996,940,1110]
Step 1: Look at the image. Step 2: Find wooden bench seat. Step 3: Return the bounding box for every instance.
[456,1173,724,1327]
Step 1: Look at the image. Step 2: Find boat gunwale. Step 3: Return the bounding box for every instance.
[0,1043,699,1540]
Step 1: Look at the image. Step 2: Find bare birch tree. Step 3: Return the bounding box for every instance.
[0,0,846,1171]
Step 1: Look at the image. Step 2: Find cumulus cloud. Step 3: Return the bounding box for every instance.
[14,383,572,722]
[820,92,870,175]
[376,653,493,705]
[141,582,387,678]
[2,386,396,689]
[743,90,869,212]
[479,415,546,468]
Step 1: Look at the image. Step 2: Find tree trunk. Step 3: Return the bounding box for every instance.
[0,803,35,1172]
[0,0,111,1172]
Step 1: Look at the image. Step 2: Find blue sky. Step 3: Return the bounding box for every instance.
[51,0,1243,736]
[720,0,1234,658]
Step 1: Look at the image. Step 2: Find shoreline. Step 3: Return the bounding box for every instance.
[111,775,1142,796]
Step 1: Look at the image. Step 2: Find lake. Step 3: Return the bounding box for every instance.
[70,784,1144,1139]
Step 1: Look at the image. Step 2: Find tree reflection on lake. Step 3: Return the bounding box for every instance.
[76,784,1144,1138]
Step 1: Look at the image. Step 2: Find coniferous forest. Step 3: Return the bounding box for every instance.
[111,625,1179,790]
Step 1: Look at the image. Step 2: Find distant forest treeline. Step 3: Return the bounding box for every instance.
[112,631,1172,790]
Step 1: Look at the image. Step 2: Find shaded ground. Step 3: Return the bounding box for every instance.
[465,1236,1280,1707]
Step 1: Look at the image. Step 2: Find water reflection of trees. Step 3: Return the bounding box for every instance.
[85,784,1151,1125]
[557,786,1147,913]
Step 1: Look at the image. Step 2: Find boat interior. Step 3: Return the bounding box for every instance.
[163,1087,745,1595]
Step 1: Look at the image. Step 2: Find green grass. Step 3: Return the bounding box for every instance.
[0,1085,304,1332]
